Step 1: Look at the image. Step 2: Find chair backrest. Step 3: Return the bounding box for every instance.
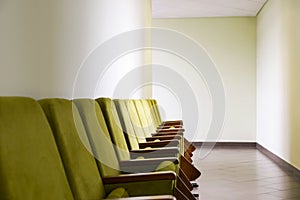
[0,97,73,200]
[114,99,140,150]
[134,99,156,135]
[142,99,160,130]
[39,98,108,199]
[125,100,147,143]
[96,98,131,161]
[73,98,121,176]
[150,99,163,126]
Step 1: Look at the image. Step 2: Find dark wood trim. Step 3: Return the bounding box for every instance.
[192,142,257,148]
[105,195,176,200]
[256,143,300,180]
[103,171,176,184]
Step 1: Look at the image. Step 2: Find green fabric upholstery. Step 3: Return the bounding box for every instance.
[73,99,121,177]
[155,161,177,172]
[140,99,185,155]
[140,99,160,133]
[133,100,154,135]
[0,97,73,200]
[114,99,181,157]
[74,99,176,196]
[96,98,179,173]
[106,187,129,199]
[125,100,148,143]
[114,99,142,150]
[96,98,131,161]
[150,99,183,127]
[39,98,108,199]
[150,99,162,126]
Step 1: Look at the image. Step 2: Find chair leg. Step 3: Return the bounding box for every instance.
[174,187,189,200]
[180,155,201,181]
[179,168,193,191]
[176,177,197,200]
[184,138,196,152]
[184,151,193,163]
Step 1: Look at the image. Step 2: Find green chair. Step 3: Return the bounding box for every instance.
[0,97,73,200]
[133,99,186,157]
[139,99,194,159]
[122,99,181,150]
[39,98,185,199]
[114,99,200,182]
[114,99,182,155]
[75,98,196,200]
[96,98,200,195]
[149,99,183,128]
[147,99,196,154]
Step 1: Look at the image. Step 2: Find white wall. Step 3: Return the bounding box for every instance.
[0,0,39,97]
[0,0,152,99]
[257,0,300,170]
[153,18,257,142]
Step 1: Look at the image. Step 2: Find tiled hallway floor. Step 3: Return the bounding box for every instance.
[192,147,300,200]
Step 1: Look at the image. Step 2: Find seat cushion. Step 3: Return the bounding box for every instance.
[155,161,176,172]
[106,187,129,199]
[0,97,73,200]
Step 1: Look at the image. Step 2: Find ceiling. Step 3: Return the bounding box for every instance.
[152,0,268,18]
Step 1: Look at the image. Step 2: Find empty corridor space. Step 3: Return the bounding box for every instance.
[192,147,300,200]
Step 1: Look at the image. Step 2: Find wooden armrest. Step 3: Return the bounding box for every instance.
[157,125,183,129]
[103,171,176,184]
[157,128,185,133]
[161,120,183,126]
[146,135,182,141]
[130,147,179,155]
[152,132,184,137]
[120,157,178,167]
[105,195,176,200]
[139,140,179,149]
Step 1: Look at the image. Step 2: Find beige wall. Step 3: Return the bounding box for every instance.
[153,18,257,142]
[0,0,152,99]
[257,0,300,170]
[0,0,39,97]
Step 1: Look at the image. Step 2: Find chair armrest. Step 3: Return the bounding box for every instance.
[130,147,180,159]
[103,171,176,184]
[120,157,178,167]
[152,132,184,137]
[157,125,183,129]
[105,195,176,200]
[139,140,179,149]
[157,128,185,133]
[146,135,182,141]
[160,120,183,126]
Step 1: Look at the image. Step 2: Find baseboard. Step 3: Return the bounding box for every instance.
[256,143,300,180]
[192,142,256,148]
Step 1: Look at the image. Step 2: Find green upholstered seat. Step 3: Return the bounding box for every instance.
[39,98,110,199]
[147,99,196,154]
[114,99,181,152]
[38,98,177,198]
[75,99,198,199]
[137,99,185,155]
[0,97,73,200]
[150,99,183,127]
[114,99,141,151]
[115,99,201,182]
[114,99,180,156]
[97,98,180,159]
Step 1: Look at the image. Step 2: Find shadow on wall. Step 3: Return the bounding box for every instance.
[288,1,300,170]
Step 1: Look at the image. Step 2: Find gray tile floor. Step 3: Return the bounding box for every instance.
[192,147,300,200]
